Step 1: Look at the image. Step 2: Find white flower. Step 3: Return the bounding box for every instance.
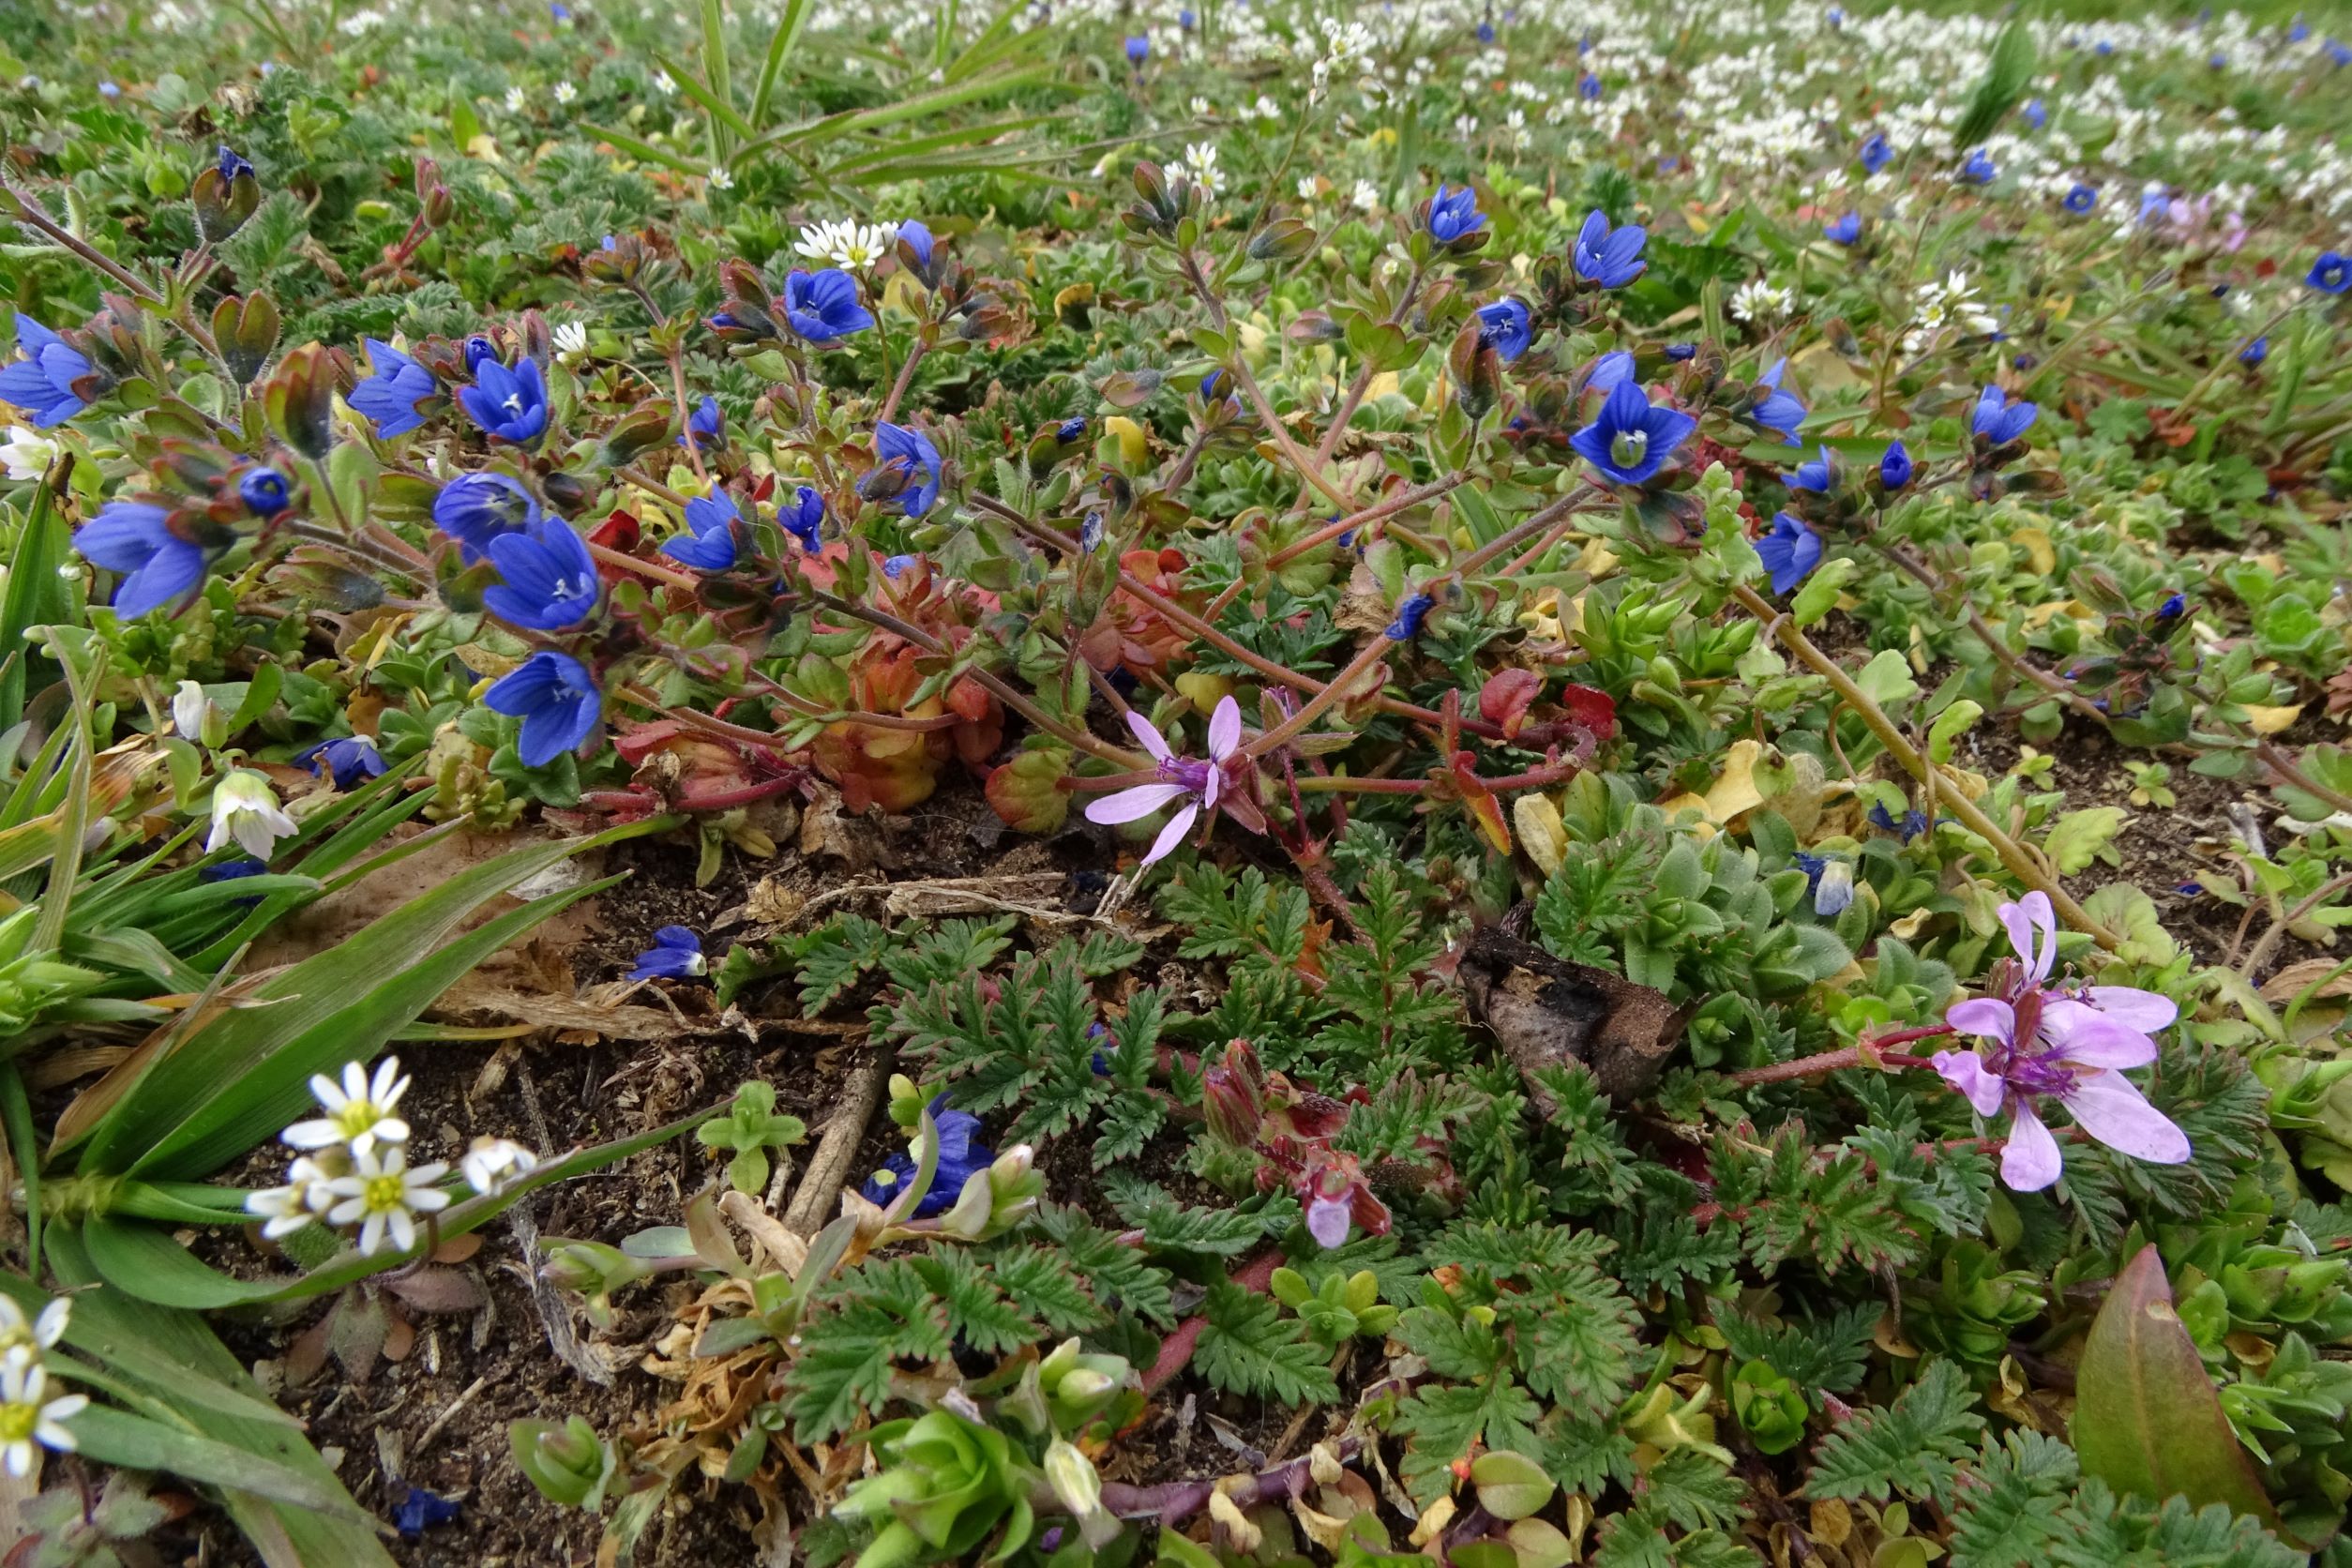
[0,1298,69,1368]
[460,1136,539,1197]
[653,69,676,95]
[1253,96,1282,121]
[0,1360,86,1478]
[553,321,590,363]
[1351,178,1380,212]
[793,219,897,271]
[1729,279,1794,324]
[0,426,56,483]
[552,82,578,105]
[1296,175,1319,202]
[706,165,734,191]
[205,770,296,860]
[1179,142,1226,197]
[324,1147,451,1256]
[283,1057,412,1158]
[504,86,527,113]
[1188,95,1211,116]
[172,679,211,743]
[244,1151,347,1239]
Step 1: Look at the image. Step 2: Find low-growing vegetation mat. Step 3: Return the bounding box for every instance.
[3,0,2352,1563]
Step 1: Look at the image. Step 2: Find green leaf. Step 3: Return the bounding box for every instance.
[1808,1358,1984,1504]
[1789,556,1858,627]
[1854,648,1920,710]
[0,472,67,731]
[80,1217,294,1307]
[2072,1246,2293,1542]
[748,0,814,128]
[2043,807,2125,876]
[1952,18,2037,153]
[1194,1282,1339,1405]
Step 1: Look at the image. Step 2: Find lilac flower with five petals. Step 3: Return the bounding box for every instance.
[1085,696,1244,867]
[1932,892,2191,1191]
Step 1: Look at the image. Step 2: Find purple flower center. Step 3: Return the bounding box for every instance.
[2004,1048,2080,1099]
[1159,757,1213,794]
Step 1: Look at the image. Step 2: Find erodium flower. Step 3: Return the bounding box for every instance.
[1933,892,2191,1191]
[1085,696,1246,867]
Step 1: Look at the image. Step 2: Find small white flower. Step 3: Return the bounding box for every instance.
[0,1298,69,1368]
[1729,278,1794,324]
[283,1058,412,1158]
[172,679,211,743]
[553,321,590,363]
[205,770,296,860]
[552,82,578,105]
[1253,95,1281,121]
[1188,95,1211,116]
[1296,175,1319,202]
[1179,142,1226,197]
[504,85,527,113]
[245,1152,348,1239]
[653,69,677,96]
[1350,178,1380,212]
[792,218,896,270]
[0,426,56,483]
[0,1360,86,1478]
[460,1136,539,1197]
[325,1147,451,1257]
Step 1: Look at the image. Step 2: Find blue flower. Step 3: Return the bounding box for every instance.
[1792,852,1855,915]
[628,926,707,982]
[2022,97,2047,129]
[1124,35,1149,64]
[2239,337,2269,366]
[1477,20,1495,41]
[1783,445,1833,493]
[0,317,93,427]
[200,856,271,883]
[2290,15,2310,42]
[781,267,875,341]
[1571,378,1696,488]
[1859,133,1892,173]
[2157,593,2186,621]
[483,518,599,630]
[681,395,724,452]
[1970,384,2038,445]
[394,1488,462,1544]
[1577,72,1602,100]
[1879,439,1914,490]
[780,485,826,552]
[463,336,501,376]
[75,502,210,617]
[1474,298,1532,361]
[1869,802,1929,840]
[432,472,539,562]
[1961,148,1998,185]
[1584,349,1636,396]
[1664,342,1696,362]
[298,734,388,790]
[1180,8,1196,28]
[2136,188,2169,225]
[1823,212,1862,246]
[873,422,943,517]
[2063,183,2098,214]
[1572,209,1648,288]
[1749,358,1807,444]
[1755,511,1824,593]
[459,355,550,446]
[348,338,440,439]
[1385,593,1435,641]
[1078,511,1105,552]
[216,145,254,183]
[882,553,917,579]
[2308,251,2351,295]
[239,467,293,517]
[2329,38,2352,67]
[662,491,745,572]
[897,219,935,273]
[862,1101,991,1216]
[483,650,601,767]
[1425,182,1486,243]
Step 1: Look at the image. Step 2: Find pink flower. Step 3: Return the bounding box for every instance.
[1933,891,2191,1192]
[1084,696,1245,866]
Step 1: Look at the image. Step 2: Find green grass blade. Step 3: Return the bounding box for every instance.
[658,52,758,143]
[748,0,814,129]
[701,0,732,159]
[0,466,68,732]
[585,121,706,175]
[81,1215,293,1307]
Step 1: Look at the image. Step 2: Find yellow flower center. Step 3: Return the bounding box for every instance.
[0,1404,37,1443]
[334,1102,384,1138]
[361,1174,407,1214]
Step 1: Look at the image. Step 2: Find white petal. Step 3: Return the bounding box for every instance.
[281,1121,343,1151]
[310,1072,350,1109]
[386,1210,417,1253]
[1085,782,1190,824]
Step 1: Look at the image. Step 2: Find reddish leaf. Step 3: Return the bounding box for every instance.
[1480,669,1544,741]
[1558,683,1618,742]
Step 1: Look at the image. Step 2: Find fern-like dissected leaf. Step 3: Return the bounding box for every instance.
[1193,1283,1338,1406]
[1028,1203,1177,1327]
[1946,1430,2078,1568]
[909,1248,1040,1355]
[781,913,892,1015]
[1105,1178,1266,1259]
[1505,1264,1644,1425]
[1712,1301,1877,1406]
[781,1259,952,1441]
[1394,1376,1545,1503]
[1806,1358,1984,1504]
[975,1243,1110,1337]
[882,915,1018,991]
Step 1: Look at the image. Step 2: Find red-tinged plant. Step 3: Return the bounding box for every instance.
[1200,1039,1391,1249]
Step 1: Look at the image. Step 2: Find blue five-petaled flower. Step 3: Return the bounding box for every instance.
[1572,209,1648,288]
[628,926,708,982]
[1971,384,2039,445]
[2309,251,2351,295]
[1784,445,1834,493]
[682,394,724,452]
[1386,593,1435,641]
[1474,299,1532,362]
[1571,378,1697,488]
[780,485,826,552]
[0,316,94,427]
[1880,439,1914,490]
[862,1099,991,1217]
[1425,182,1486,243]
[1750,358,1808,444]
[1823,212,1861,246]
[2063,183,2098,215]
[1859,133,1892,173]
[873,422,943,517]
[75,503,210,618]
[1756,511,1825,594]
[459,355,550,445]
[298,734,388,791]
[662,491,746,572]
[782,267,876,341]
[433,472,539,562]
[483,517,598,629]
[1961,148,1998,185]
[239,467,293,518]
[484,650,601,767]
[349,338,441,438]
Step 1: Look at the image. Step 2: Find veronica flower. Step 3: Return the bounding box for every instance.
[871,422,943,517]
[780,485,826,552]
[206,770,297,860]
[483,650,601,767]
[1791,852,1854,915]
[661,491,745,572]
[285,1057,412,1157]
[896,219,935,274]
[1879,439,1914,490]
[681,394,724,452]
[2063,183,2098,214]
[1124,35,1149,65]
[459,355,550,445]
[1425,182,1486,243]
[1823,212,1861,246]
[482,518,598,630]
[1960,148,1998,184]
[1474,299,1532,361]
[1970,384,2038,445]
[1756,511,1824,593]
[324,1146,451,1256]
[2309,251,2351,295]
[349,338,440,437]
[2239,337,2269,367]
[298,734,387,790]
[1572,209,1648,287]
[863,1100,991,1217]
[238,467,292,517]
[627,926,707,981]
[782,268,875,341]
[1748,358,1807,444]
[1582,349,1636,397]
[1571,377,1696,487]
[75,502,211,617]
[432,472,539,562]
[1933,892,2191,1191]
[1783,445,1833,493]
[1085,696,1244,867]
[0,317,93,427]
[1385,593,1435,641]
[2022,97,2047,129]
[1859,132,1892,173]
